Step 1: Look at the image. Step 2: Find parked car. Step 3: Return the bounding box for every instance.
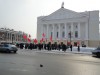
[92,47,100,57]
[0,44,18,53]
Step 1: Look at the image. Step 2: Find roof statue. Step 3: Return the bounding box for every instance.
[61,2,64,8]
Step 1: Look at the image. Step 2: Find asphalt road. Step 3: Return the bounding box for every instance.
[0,49,100,75]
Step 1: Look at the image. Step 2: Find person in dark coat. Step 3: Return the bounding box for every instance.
[47,42,51,51]
[70,44,72,51]
[62,44,66,52]
[29,43,33,50]
[57,44,61,51]
[20,43,24,49]
[44,43,47,50]
[77,45,80,52]
[38,43,42,50]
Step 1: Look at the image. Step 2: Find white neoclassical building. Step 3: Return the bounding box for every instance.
[37,6,99,47]
[0,28,28,44]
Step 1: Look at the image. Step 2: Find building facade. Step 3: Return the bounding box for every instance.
[37,6,99,47]
[0,28,28,44]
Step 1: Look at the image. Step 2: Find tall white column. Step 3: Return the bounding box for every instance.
[47,25,49,39]
[15,34,16,42]
[71,23,74,39]
[10,33,12,42]
[85,23,88,40]
[9,33,10,41]
[42,24,44,39]
[42,25,44,36]
[16,34,18,42]
[5,32,8,42]
[65,24,67,39]
[78,23,80,39]
[58,24,61,39]
[53,25,55,40]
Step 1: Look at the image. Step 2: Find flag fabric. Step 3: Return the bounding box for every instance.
[27,34,31,42]
[50,36,52,42]
[40,40,42,43]
[42,33,45,42]
[23,34,27,40]
[42,33,45,37]
[34,39,38,44]
[41,38,44,42]
[27,38,31,42]
[67,42,71,45]
[40,38,44,43]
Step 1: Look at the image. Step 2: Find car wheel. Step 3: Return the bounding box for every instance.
[7,49,10,53]
[97,53,100,57]
[13,51,17,53]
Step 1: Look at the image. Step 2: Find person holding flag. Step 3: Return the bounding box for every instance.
[27,34,31,43]
[42,33,46,42]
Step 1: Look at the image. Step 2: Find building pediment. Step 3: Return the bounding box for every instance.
[42,8,83,21]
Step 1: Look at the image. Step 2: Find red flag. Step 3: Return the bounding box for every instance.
[41,38,44,42]
[27,38,31,42]
[50,36,52,42]
[34,39,37,44]
[23,34,27,39]
[67,42,71,45]
[40,38,44,43]
[40,40,42,43]
[42,33,45,42]
[42,33,45,37]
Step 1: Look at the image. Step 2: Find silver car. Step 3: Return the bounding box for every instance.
[0,44,18,53]
[92,47,100,57]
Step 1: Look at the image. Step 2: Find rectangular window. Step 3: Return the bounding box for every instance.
[51,32,52,37]
[62,31,65,38]
[75,31,78,38]
[57,32,58,38]
[68,32,71,38]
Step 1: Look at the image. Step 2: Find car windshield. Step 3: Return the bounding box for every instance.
[10,45,16,47]
[4,44,9,47]
[96,47,100,50]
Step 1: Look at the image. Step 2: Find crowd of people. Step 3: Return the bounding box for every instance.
[16,42,80,52]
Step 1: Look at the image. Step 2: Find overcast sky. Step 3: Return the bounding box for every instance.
[0,0,100,38]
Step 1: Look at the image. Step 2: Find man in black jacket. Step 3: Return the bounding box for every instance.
[70,44,72,51]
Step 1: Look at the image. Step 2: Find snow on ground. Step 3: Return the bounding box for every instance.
[33,47,96,55]
[20,47,96,55]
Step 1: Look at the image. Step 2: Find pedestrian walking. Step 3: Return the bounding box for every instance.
[77,45,80,52]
